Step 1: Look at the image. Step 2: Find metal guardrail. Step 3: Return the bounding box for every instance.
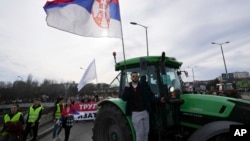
[0,102,54,109]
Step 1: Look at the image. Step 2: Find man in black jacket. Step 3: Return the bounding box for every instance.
[122,72,165,141]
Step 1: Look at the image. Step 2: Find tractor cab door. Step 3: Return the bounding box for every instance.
[155,66,184,133]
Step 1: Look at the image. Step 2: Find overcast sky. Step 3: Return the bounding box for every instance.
[0,0,250,84]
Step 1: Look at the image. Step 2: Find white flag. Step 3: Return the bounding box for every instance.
[77,59,97,92]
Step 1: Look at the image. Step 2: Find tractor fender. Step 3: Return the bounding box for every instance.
[188,121,243,141]
[97,97,127,114]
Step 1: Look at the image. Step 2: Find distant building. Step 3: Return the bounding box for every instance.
[233,71,249,78]
[184,71,250,93]
[218,71,249,81]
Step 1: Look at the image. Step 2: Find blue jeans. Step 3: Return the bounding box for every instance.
[52,122,62,139]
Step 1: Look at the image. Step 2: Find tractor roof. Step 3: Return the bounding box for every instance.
[115,56,183,71]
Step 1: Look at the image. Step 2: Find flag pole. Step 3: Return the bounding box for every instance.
[94,59,98,84]
[117,3,126,62]
[117,1,128,83]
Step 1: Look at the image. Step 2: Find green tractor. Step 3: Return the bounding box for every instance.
[92,52,250,141]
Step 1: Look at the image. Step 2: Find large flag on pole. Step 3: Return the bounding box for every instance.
[44,0,122,38]
[77,59,97,92]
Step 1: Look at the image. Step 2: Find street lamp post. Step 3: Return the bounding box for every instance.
[211,41,230,79]
[64,83,69,99]
[130,22,149,56]
[188,66,197,82]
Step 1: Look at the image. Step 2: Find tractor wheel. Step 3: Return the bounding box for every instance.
[188,121,242,141]
[92,103,133,141]
[207,133,230,141]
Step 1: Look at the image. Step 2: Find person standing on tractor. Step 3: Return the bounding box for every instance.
[23,98,43,141]
[0,103,24,141]
[52,97,64,141]
[122,72,165,141]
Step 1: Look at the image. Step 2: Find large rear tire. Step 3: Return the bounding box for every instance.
[92,103,133,141]
[188,121,242,141]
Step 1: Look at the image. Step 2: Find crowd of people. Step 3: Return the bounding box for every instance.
[0,98,43,141]
[0,97,80,141]
[1,71,159,141]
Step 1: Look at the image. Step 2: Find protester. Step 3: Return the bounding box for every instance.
[81,95,90,103]
[122,72,165,141]
[23,98,43,141]
[0,103,24,141]
[61,99,79,141]
[52,97,64,141]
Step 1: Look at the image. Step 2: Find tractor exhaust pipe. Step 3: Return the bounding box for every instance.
[113,51,117,64]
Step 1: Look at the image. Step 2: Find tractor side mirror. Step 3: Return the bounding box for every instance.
[177,70,189,77]
[112,51,117,64]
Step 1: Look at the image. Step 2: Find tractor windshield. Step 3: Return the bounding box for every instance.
[119,66,160,97]
[113,65,182,97]
[161,67,183,93]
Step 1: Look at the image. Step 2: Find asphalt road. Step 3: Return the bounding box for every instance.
[39,120,94,141]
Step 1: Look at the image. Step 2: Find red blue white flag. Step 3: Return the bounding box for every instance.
[44,0,122,38]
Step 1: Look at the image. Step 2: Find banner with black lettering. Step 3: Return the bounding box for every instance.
[73,102,97,120]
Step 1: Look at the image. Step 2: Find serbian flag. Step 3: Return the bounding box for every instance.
[44,0,122,38]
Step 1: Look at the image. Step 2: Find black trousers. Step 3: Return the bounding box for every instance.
[63,126,72,141]
[23,122,39,141]
[0,134,19,141]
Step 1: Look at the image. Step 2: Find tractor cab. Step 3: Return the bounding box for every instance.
[109,52,185,138]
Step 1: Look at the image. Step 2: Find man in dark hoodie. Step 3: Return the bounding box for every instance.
[23,98,43,141]
[122,72,165,141]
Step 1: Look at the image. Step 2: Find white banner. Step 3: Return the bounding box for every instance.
[74,111,96,120]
